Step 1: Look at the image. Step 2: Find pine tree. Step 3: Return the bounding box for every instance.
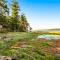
[19,14,29,32]
[0,0,9,28]
[0,0,9,15]
[11,0,20,31]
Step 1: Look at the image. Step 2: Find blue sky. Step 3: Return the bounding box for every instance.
[8,0,60,30]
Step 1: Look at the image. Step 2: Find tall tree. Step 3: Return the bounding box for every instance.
[11,0,20,31]
[19,14,29,32]
[0,0,9,27]
[0,0,9,15]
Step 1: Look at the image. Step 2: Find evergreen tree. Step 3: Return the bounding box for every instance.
[19,14,29,32]
[0,0,9,15]
[0,0,31,32]
[0,0,9,28]
[11,0,20,31]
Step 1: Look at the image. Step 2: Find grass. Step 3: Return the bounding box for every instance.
[0,32,60,60]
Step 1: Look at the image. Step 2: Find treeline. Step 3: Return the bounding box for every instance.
[0,0,32,32]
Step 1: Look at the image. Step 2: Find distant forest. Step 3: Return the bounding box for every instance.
[0,0,32,32]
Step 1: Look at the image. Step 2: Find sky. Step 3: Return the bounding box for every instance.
[8,0,60,30]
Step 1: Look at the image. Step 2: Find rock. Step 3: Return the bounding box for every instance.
[0,56,12,60]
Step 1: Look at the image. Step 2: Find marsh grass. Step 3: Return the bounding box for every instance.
[0,32,59,60]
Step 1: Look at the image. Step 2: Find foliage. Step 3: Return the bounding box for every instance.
[0,0,30,32]
[11,0,19,31]
[0,0,9,15]
[0,0,9,29]
[19,14,29,32]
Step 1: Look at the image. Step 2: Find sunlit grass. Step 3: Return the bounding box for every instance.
[0,32,60,60]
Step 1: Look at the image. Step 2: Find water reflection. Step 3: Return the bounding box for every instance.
[38,34,60,40]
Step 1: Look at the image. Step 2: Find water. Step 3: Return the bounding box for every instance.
[37,34,60,40]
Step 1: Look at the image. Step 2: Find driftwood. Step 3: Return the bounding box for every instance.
[0,56,16,60]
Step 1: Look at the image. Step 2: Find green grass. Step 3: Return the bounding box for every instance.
[0,32,59,60]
